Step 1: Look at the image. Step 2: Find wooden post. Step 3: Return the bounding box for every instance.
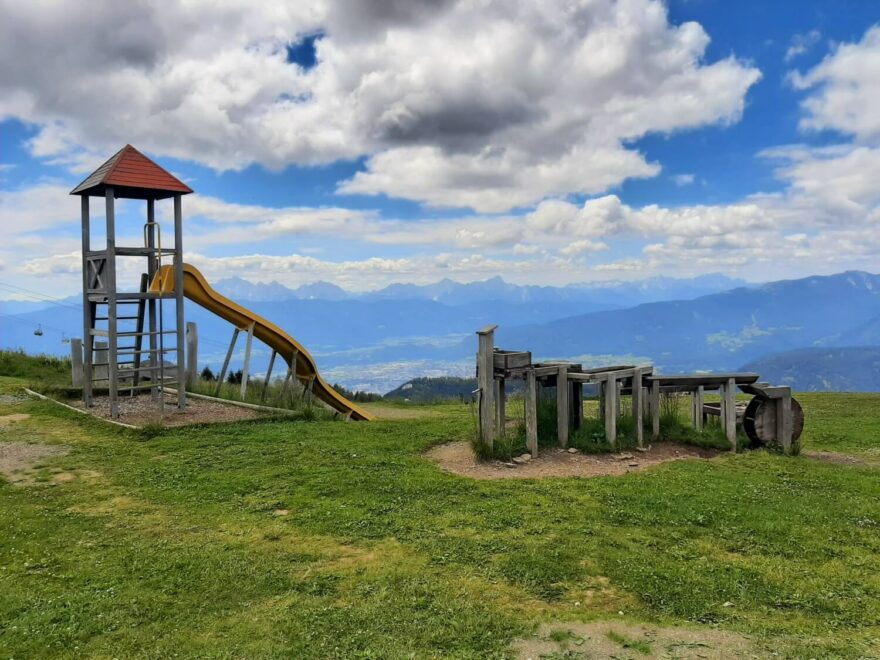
[216,327,240,395]
[94,341,109,384]
[570,381,583,431]
[495,378,506,438]
[605,375,617,447]
[240,322,254,399]
[557,365,570,448]
[777,389,793,455]
[724,377,737,451]
[598,381,606,421]
[693,385,704,432]
[261,350,277,403]
[632,368,644,448]
[640,386,648,420]
[146,198,158,401]
[476,325,497,451]
[186,322,198,386]
[173,194,186,410]
[80,195,93,406]
[651,379,660,441]
[525,369,538,457]
[71,338,83,387]
[105,187,118,418]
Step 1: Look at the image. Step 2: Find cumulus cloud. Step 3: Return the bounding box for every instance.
[785,29,821,62]
[791,25,880,141]
[0,0,759,212]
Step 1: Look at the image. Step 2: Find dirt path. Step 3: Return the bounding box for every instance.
[426,441,722,479]
[68,392,265,427]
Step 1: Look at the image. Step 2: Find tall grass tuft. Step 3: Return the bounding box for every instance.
[188,377,337,421]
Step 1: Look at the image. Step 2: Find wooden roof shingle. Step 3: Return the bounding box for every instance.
[70,145,193,199]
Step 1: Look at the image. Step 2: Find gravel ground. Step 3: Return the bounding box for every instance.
[69,391,267,427]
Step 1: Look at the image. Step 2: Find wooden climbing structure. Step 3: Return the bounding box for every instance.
[475,324,803,457]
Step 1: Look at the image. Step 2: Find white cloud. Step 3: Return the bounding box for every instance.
[559,239,609,256]
[785,29,821,62]
[0,0,759,212]
[672,173,695,186]
[0,182,78,233]
[791,25,880,141]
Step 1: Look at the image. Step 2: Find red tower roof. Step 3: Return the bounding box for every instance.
[70,144,193,199]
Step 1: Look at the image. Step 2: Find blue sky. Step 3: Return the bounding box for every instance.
[2,0,880,297]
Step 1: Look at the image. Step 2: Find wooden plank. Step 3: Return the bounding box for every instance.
[80,196,93,406]
[525,369,538,457]
[598,380,606,422]
[261,350,277,403]
[724,377,737,450]
[493,350,531,371]
[693,385,704,432]
[632,367,644,448]
[477,326,496,449]
[145,198,159,401]
[495,378,506,438]
[133,273,148,386]
[646,373,759,388]
[70,338,83,387]
[104,188,118,418]
[651,378,660,441]
[605,375,617,448]
[557,365,569,448]
[570,381,583,432]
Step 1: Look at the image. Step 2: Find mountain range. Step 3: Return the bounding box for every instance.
[4,271,880,392]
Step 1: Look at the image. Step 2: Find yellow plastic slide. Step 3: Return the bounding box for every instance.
[150,263,373,420]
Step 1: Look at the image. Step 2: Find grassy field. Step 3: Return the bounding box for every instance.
[1,364,879,657]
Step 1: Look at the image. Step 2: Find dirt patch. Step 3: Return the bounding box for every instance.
[68,391,266,427]
[0,413,30,426]
[804,450,874,467]
[0,394,28,405]
[514,620,757,659]
[0,442,70,485]
[426,441,722,480]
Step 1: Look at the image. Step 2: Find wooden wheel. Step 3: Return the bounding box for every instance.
[742,396,804,447]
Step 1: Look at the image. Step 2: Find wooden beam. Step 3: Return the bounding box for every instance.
[777,389,793,455]
[723,377,737,450]
[105,188,118,418]
[173,193,186,410]
[495,378,506,438]
[80,195,93,406]
[145,198,159,401]
[557,365,569,448]
[476,326,496,450]
[651,378,660,441]
[646,373,759,388]
[525,369,538,457]
[570,380,583,432]
[185,321,198,387]
[261,350,277,403]
[605,374,617,448]
[70,338,83,387]
[240,322,255,399]
[693,385,704,432]
[632,367,644,448]
[216,327,240,396]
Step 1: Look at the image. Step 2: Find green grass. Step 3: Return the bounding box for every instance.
[0,362,879,657]
[188,377,338,421]
[607,630,652,654]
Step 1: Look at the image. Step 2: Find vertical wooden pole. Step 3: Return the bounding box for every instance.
[557,365,569,448]
[598,381,606,421]
[476,325,497,451]
[570,381,583,432]
[495,378,506,438]
[133,273,148,387]
[281,350,299,402]
[240,322,254,399]
[261,350,277,402]
[71,338,83,387]
[186,321,198,386]
[105,187,118,418]
[724,377,737,451]
[173,194,186,410]
[216,327,239,395]
[605,375,617,448]
[693,385,704,432]
[651,379,660,441]
[632,368,644,448]
[94,341,109,384]
[525,369,538,457]
[146,198,158,400]
[80,195,93,405]
[777,389,793,455]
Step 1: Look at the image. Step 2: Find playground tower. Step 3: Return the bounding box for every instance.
[71,145,192,418]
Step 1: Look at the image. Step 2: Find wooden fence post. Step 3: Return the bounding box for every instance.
[632,368,644,448]
[185,322,198,386]
[777,389,793,455]
[693,385,704,432]
[605,375,617,448]
[476,325,497,451]
[724,377,737,450]
[651,379,660,441]
[496,378,506,438]
[525,369,538,457]
[557,365,570,448]
[71,338,83,387]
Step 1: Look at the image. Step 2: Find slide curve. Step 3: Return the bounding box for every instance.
[150,263,373,421]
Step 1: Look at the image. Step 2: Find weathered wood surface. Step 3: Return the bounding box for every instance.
[570,381,583,431]
[742,395,803,453]
[651,379,660,440]
[605,374,617,447]
[476,325,497,449]
[240,322,255,399]
[646,373,759,388]
[495,379,506,438]
[723,377,737,450]
[525,369,538,457]
[493,350,531,371]
[557,365,569,448]
[693,385,704,432]
[632,367,645,447]
[185,321,198,386]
